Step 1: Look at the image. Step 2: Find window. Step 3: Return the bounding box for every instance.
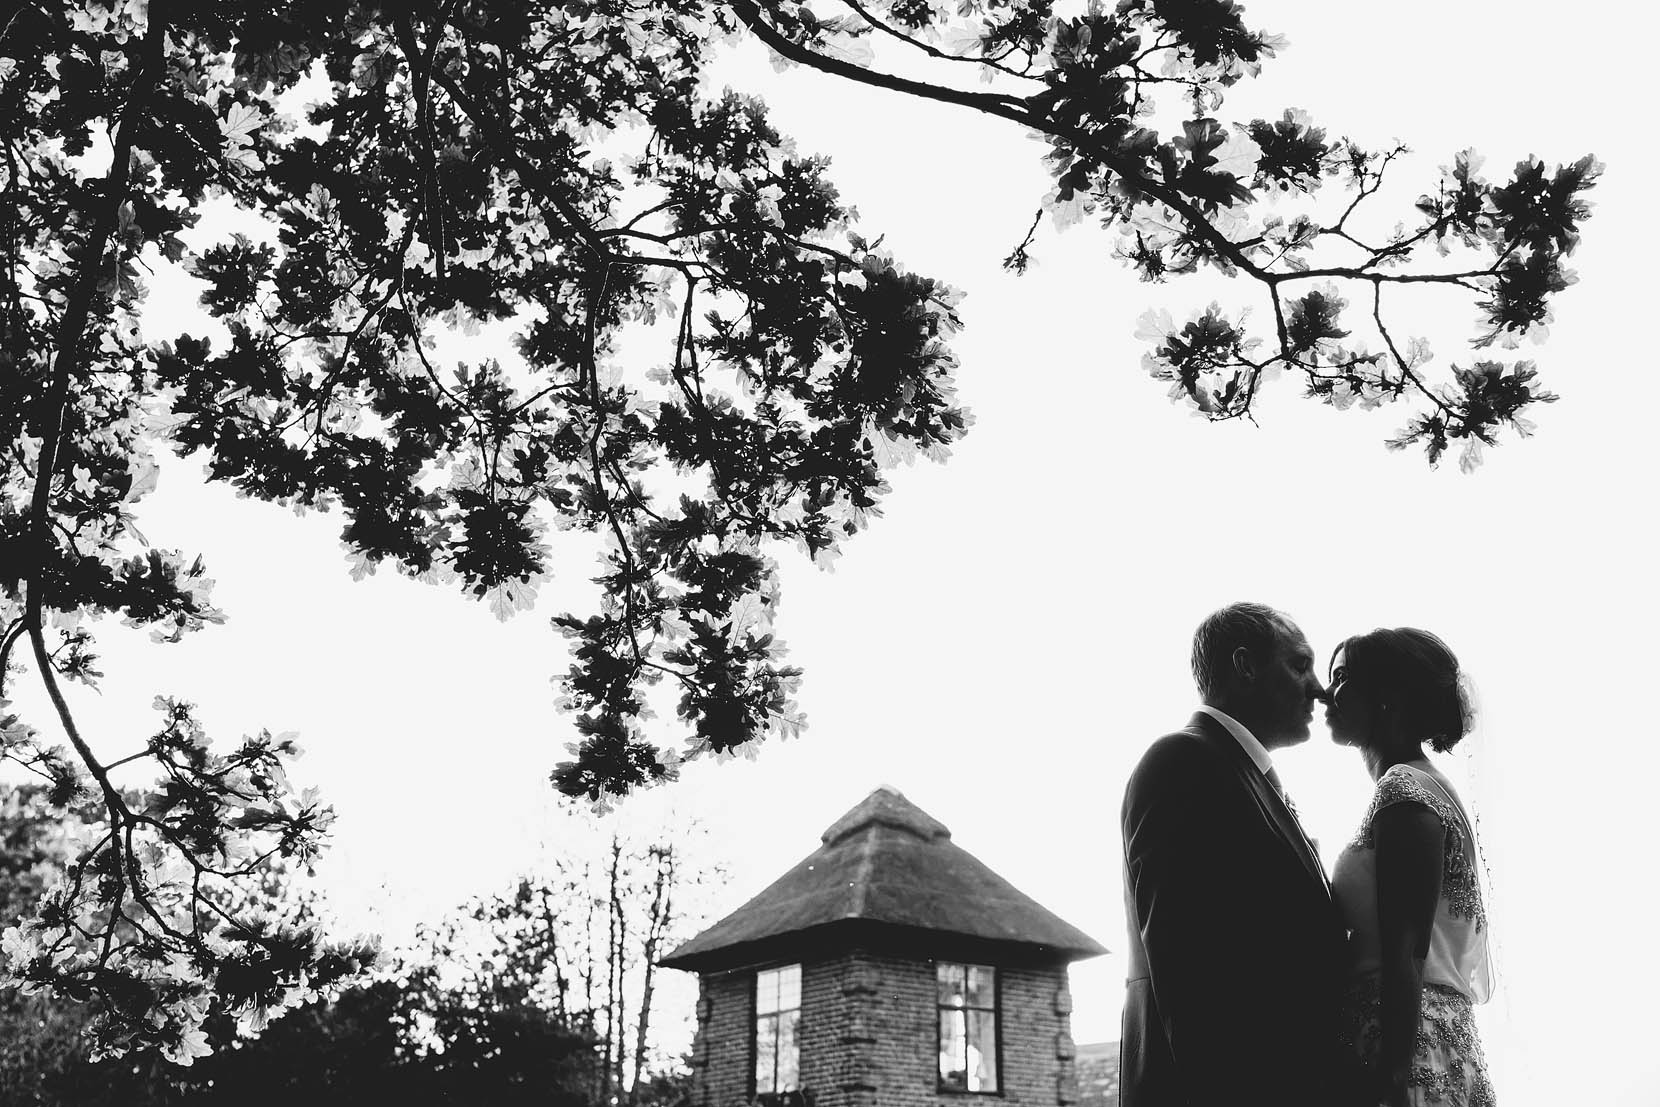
[937,962,998,1093]
[754,964,801,1095]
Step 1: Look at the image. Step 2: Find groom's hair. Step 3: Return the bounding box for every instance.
[1191,602,1294,699]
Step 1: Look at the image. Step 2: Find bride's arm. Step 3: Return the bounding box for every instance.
[1373,802,1446,1107]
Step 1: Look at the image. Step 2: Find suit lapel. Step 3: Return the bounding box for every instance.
[1189,713,1331,896]
[1241,752,1332,896]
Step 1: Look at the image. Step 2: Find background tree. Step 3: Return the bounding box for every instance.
[411,816,713,1107]
[0,783,305,1104]
[0,0,1597,1055]
[0,778,609,1106]
[0,784,115,1105]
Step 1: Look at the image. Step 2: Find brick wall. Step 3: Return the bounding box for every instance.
[693,968,753,1107]
[688,952,1077,1107]
[803,953,866,1107]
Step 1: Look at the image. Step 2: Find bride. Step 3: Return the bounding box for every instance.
[1326,628,1496,1107]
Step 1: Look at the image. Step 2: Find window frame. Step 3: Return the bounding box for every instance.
[751,962,803,1098]
[934,960,1002,1096]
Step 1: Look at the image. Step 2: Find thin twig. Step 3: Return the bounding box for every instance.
[837,0,1041,82]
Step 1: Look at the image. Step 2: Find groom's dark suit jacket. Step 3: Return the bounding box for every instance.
[1119,712,1353,1107]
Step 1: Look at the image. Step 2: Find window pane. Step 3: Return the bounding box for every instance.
[777,1008,800,1092]
[937,962,967,1007]
[756,967,800,1095]
[967,1009,998,1092]
[966,965,995,1009]
[755,1014,778,1092]
[758,964,800,1017]
[777,964,801,1013]
[938,1009,967,1090]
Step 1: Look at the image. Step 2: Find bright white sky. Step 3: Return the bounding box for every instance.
[13,1,1657,1103]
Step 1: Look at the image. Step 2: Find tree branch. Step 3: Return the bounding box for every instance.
[731,0,1028,116]
[21,0,169,854]
[729,0,1270,281]
[0,615,26,696]
[836,0,1041,82]
[423,59,611,260]
[1372,283,1456,419]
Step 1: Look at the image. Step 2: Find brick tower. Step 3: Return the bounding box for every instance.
[660,786,1106,1107]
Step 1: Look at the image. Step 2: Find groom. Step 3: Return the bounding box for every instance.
[1119,602,1355,1107]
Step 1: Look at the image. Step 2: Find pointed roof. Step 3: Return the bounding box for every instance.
[660,786,1106,971]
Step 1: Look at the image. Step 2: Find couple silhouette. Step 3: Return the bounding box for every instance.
[1120,602,1494,1107]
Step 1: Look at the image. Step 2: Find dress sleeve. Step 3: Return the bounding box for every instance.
[1358,766,1486,929]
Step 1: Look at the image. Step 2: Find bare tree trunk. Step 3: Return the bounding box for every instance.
[610,834,629,1105]
[539,881,571,1021]
[586,856,605,1106]
[600,835,625,1106]
[581,858,596,1015]
[631,843,675,1105]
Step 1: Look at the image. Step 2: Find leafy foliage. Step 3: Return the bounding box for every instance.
[3,960,602,1107]
[0,785,354,1096]
[0,783,690,1105]
[0,692,375,1061]
[413,815,716,1106]
[737,0,1596,462]
[0,0,1596,1056]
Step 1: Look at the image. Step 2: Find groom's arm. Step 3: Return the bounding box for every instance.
[1122,734,1294,1106]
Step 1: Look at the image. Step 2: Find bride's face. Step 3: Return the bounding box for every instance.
[1324,646,1375,748]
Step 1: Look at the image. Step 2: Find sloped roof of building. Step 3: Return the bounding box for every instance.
[660,786,1106,970]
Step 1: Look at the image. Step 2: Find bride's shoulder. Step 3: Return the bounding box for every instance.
[1372,763,1439,809]
[1367,764,1472,835]
[1366,765,1472,850]
[1353,765,1458,850]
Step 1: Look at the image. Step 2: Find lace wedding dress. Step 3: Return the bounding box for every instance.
[1331,763,1497,1107]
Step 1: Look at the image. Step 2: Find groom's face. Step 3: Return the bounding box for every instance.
[1253,625,1324,747]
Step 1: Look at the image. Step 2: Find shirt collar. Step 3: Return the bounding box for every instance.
[1195,704,1274,776]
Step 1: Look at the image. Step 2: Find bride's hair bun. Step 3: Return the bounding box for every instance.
[1342,627,1475,752]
